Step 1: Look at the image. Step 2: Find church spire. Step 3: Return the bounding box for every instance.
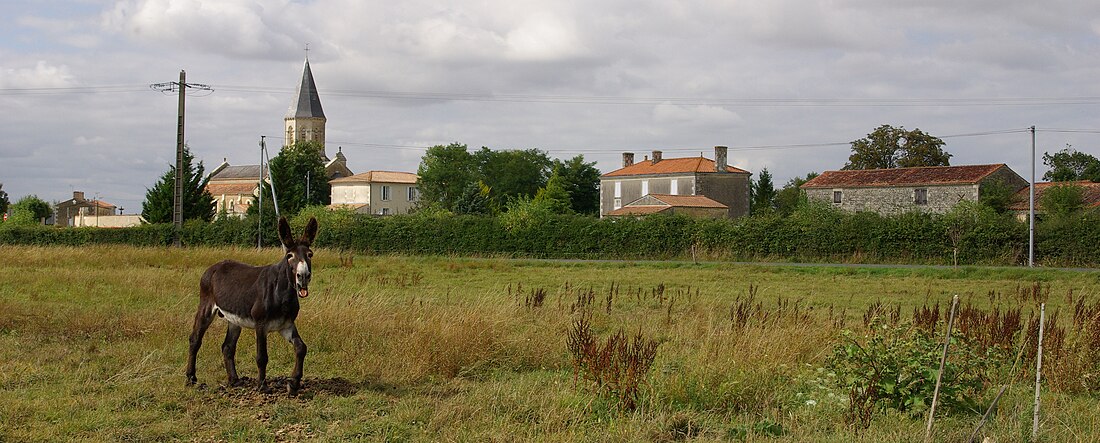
[286,58,325,119]
[284,57,327,154]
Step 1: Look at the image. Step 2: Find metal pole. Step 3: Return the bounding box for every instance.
[264,143,281,217]
[1033,303,1046,441]
[174,70,186,247]
[258,136,265,249]
[1029,125,1036,267]
[306,170,310,205]
[925,294,959,442]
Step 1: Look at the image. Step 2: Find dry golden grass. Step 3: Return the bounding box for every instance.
[2,245,1099,441]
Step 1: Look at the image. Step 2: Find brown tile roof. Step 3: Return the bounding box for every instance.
[646,194,728,208]
[330,171,418,184]
[206,183,258,195]
[606,206,671,216]
[1007,181,1100,211]
[801,164,1007,189]
[602,156,749,177]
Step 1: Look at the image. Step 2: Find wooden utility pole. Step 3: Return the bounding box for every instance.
[151,71,212,247]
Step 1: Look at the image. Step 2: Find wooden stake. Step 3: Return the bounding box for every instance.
[925,294,959,443]
[1032,303,1046,441]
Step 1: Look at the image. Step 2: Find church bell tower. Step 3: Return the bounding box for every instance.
[284,57,327,158]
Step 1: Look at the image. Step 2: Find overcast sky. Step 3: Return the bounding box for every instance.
[3,0,1100,213]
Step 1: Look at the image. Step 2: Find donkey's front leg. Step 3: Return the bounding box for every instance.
[281,325,308,396]
[255,327,270,393]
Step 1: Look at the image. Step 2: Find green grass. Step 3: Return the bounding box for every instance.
[1,245,1098,442]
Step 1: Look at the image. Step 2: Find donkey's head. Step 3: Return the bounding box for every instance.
[278,217,319,298]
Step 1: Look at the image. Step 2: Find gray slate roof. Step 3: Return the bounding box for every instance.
[286,59,325,119]
[210,165,264,180]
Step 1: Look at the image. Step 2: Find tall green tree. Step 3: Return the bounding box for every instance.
[533,171,573,214]
[551,155,601,215]
[142,145,215,223]
[417,143,476,211]
[844,125,951,170]
[0,182,9,216]
[750,168,777,215]
[473,147,552,209]
[774,172,818,216]
[1043,147,1100,182]
[249,140,330,219]
[5,195,53,226]
[1040,183,1086,216]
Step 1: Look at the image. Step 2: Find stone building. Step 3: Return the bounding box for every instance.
[55,191,117,227]
[599,146,752,218]
[328,171,419,215]
[1007,180,1100,220]
[801,164,1027,215]
[205,57,352,216]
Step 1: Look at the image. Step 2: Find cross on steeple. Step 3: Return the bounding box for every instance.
[304,43,310,60]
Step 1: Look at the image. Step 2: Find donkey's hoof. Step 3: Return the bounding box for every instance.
[287,381,301,396]
[185,375,197,386]
[227,378,245,388]
[257,383,272,394]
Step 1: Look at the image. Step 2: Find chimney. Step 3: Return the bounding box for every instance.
[622,152,635,168]
[714,146,728,173]
[73,191,85,201]
[651,150,662,164]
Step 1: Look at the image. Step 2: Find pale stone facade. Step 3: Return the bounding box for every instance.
[329,171,420,216]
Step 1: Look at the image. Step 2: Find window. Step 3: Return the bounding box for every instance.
[641,180,649,196]
[381,185,391,201]
[670,179,678,195]
[614,181,621,198]
[380,207,391,215]
[914,188,928,205]
[833,190,843,204]
[408,186,418,201]
[614,198,622,209]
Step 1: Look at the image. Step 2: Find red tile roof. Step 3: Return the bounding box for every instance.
[602,156,749,177]
[646,194,728,208]
[206,183,258,195]
[606,206,671,216]
[801,164,1007,189]
[1007,181,1100,211]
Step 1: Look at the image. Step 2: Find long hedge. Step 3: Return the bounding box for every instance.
[1,205,1097,266]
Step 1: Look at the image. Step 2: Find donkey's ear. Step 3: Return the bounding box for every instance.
[300,217,319,246]
[278,217,294,249]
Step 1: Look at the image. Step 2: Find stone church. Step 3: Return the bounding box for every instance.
[206,58,352,216]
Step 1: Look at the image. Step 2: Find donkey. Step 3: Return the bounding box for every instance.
[185,217,318,395]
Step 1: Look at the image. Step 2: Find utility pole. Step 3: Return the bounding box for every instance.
[1029,126,1036,267]
[150,71,212,247]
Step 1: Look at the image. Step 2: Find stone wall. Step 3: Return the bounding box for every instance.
[805,184,979,215]
[697,173,751,218]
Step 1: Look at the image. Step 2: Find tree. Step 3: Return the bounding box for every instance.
[750,168,777,215]
[551,155,601,215]
[453,181,493,215]
[473,147,552,209]
[774,172,818,216]
[1040,183,1086,216]
[978,178,1017,214]
[0,182,9,216]
[1042,147,1100,182]
[142,145,215,224]
[844,125,951,170]
[417,143,476,211]
[250,140,330,219]
[6,195,53,226]
[533,172,573,214]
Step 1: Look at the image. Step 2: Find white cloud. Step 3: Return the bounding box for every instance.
[0,61,74,88]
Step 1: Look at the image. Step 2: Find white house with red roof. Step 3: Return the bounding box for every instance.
[600,146,752,218]
[328,171,419,215]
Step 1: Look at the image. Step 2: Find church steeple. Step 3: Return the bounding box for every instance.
[284,57,327,157]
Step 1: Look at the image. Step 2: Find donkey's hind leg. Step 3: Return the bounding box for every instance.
[185,302,215,386]
[221,324,243,387]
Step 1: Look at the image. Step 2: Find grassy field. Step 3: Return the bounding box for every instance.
[2,245,1100,442]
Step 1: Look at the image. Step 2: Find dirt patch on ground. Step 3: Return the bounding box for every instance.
[196,376,362,404]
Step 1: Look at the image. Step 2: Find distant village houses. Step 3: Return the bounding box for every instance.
[600,146,752,218]
[801,164,1028,215]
